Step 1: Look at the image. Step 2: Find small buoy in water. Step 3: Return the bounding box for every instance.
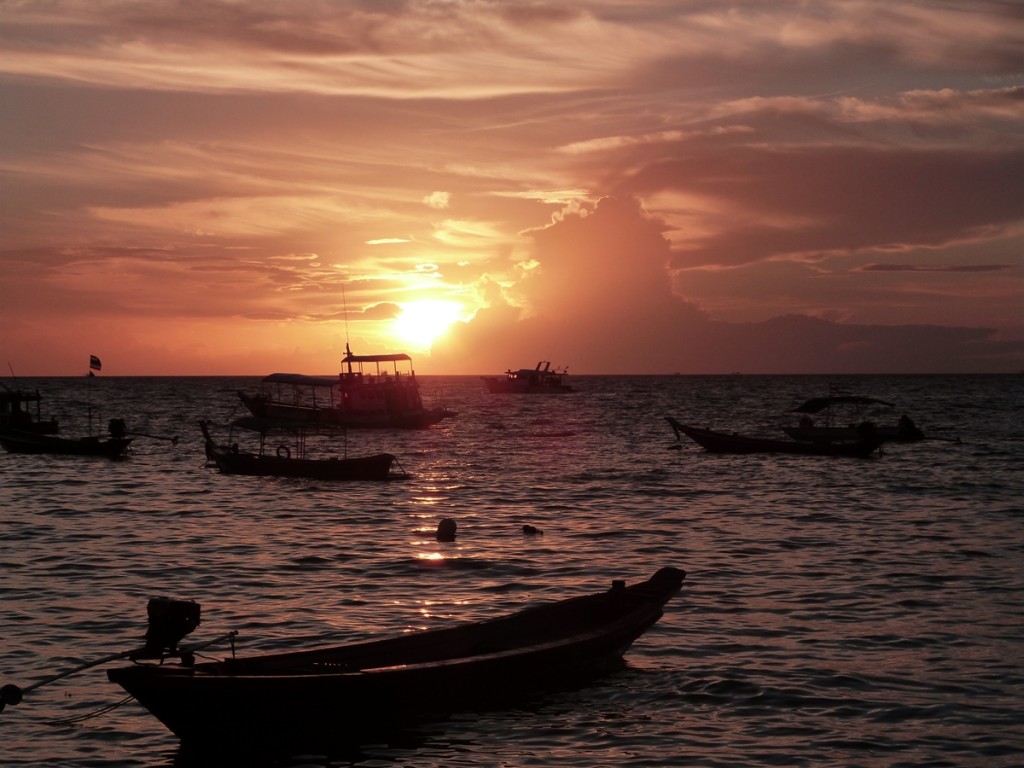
[522,524,542,536]
[436,518,457,542]
[1,683,24,712]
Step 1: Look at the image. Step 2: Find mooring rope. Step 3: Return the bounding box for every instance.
[45,694,136,726]
[1,631,237,718]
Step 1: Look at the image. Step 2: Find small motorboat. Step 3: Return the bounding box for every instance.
[103,567,685,750]
[666,416,884,458]
[199,420,402,481]
[482,361,573,393]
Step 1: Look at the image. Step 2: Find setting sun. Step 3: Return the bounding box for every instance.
[392,300,463,350]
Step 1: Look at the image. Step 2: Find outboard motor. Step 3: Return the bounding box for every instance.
[140,597,201,658]
[1,597,218,714]
[108,418,127,438]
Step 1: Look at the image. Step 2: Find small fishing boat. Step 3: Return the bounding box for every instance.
[238,345,450,429]
[199,420,402,481]
[784,395,925,443]
[666,417,884,458]
[482,361,573,393]
[104,567,685,750]
[0,418,132,458]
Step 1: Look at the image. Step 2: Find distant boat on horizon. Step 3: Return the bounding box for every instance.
[482,361,574,394]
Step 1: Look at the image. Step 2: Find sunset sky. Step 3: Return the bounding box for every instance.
[2,1,1022,376]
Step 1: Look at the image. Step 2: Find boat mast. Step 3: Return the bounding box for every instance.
[342,284,353,375]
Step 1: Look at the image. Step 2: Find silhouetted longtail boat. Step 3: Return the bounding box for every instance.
[666,416,884,458]
[199,420,401,481]
[0,418,132,458]
[104,567,685,750]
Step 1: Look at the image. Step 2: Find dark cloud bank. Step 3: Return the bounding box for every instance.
[431,196,1022,374]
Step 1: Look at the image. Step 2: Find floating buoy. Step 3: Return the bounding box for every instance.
[1,683,24,712]
[276,445,291,459]
[436,518,457,542]
[522,524,543,536]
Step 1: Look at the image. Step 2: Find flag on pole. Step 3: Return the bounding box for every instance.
[89,355,102,371]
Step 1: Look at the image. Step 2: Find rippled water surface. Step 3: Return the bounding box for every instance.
[2,374,1022,767]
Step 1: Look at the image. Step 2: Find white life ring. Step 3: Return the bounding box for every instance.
[276,444,291,459]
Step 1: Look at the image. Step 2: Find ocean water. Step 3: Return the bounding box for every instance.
[1,374,1022,767]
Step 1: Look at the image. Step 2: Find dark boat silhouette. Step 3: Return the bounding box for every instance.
[106,567,685,751]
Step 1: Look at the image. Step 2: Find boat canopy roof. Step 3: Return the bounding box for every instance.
[261,373,339,387]
[793,395,894,414]
[343,352,412,363]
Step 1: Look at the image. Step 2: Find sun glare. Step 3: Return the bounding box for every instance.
[392,300,463,349]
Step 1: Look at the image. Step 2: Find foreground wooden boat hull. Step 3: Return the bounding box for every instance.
[666,417,883,457]
[108,567,685,750]
[0,429,132,458]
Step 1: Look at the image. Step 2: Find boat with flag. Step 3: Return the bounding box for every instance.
[0,356,178,458]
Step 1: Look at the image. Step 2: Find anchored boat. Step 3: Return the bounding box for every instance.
[101,568,685,750]
[482,361,573,393]
[199,420,402,481]
[239,345,449,429]
[666,416,884,457]
[0,417,132,458]
[784,395,925,443]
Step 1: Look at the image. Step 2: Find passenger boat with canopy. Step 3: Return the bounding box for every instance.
[238,345,449,429]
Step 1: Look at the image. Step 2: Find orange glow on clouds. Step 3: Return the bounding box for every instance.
[0,1,1021,375]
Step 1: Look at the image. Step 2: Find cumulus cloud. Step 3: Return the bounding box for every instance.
[432,194,1022,374]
